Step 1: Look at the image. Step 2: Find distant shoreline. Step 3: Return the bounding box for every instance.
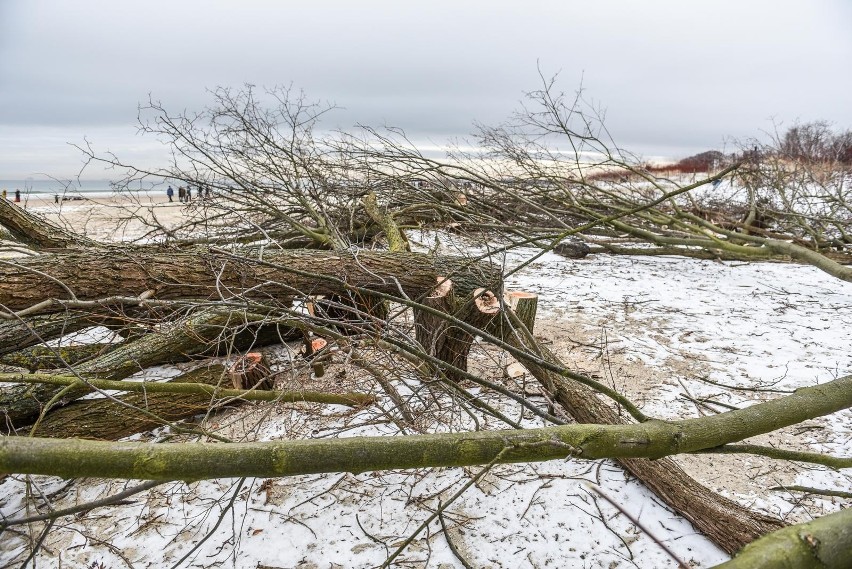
[1,191,223,210]
[0,179,174,197]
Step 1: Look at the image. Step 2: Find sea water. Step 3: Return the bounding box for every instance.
[0,178,174,199]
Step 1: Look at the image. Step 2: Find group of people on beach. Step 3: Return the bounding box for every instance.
[1,189,21,202]
[166,184,211,203]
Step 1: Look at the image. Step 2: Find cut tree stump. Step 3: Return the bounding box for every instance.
[413,281,504,382]
[228,353,273,390]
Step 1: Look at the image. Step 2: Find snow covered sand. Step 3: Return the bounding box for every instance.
[1,228,850,568]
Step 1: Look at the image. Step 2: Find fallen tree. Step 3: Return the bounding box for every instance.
[0,309,302,429]
[2,372,850,479]
[710,506,852,569]
[494,302,787,552]
[0,247,501,314]
[16,366,373,440]
[0,311,113,356]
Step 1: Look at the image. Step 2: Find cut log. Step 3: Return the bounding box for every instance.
[0,248,502,314]
[227,352,272,390]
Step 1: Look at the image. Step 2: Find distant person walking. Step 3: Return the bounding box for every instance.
[14,189,21,203]
[167,185,174,202]
[204,185,211,198]
[178,186,186,202]
[186,186,192,201]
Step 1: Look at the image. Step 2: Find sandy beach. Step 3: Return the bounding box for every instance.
[10,192,215,243]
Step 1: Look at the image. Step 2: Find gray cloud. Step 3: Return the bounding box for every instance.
[1,0,850,177]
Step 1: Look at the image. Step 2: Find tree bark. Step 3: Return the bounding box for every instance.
[0,247,502,313]
[763,238,852,283]
[1,371,375,408]
[0,373,849,480]
[311,291,389,335]
[499,308,787,553]
[414,283,502,382]
[362,192,410,253]
[711,507,852,569]
[0,312,104,356]
[0,343,115,371]
[0,309,298,430]
[21,366,373,440]
[28,365,228,440]
[0,197,98,249]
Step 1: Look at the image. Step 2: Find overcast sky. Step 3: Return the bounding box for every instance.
[1,0,850,179]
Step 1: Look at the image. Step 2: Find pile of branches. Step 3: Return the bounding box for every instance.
[1,83,851,567]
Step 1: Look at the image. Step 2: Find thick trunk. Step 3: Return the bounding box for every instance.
[0,373,849,480]
[0,248,502,313]
[311,292,389,335]
[711,507,852,569]
[763,238,852,282]
[500,308,786,553]
[0,312,103,356]
[0,197,98,249]
[28,365,229,440]
[0,310,298,430]
[0,343,115,371]
[414,284,502,381]
[23,366,373,440]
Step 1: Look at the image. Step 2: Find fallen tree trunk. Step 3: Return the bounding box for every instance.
[763,238,852,283]
[28,365,228,440]
[0,312,105,356]
[0,197,98,249]
[1,372,376,408]
[0,248,502,313]
[0,310,299,430]
[496,304,787,553]
[22,366,374,440]
[0,343,115,371]
[711,507,852,569]
[1,373,849,480]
